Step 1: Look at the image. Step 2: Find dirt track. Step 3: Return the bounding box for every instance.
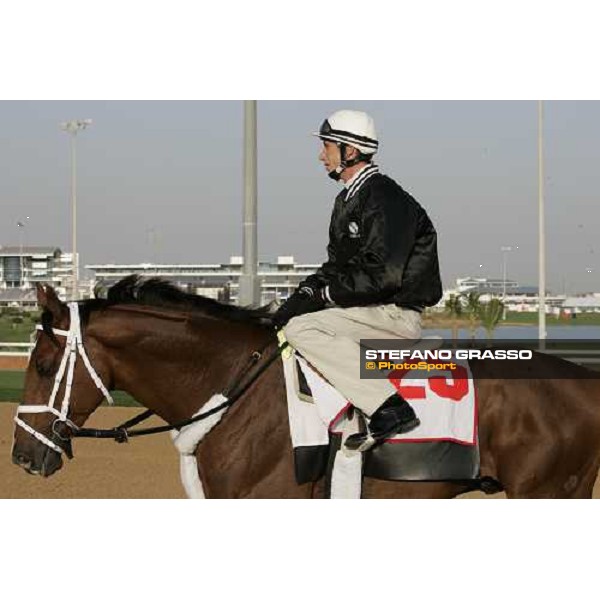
[1,403,185,498]
[0,356,28,370]
[2,402,600,499]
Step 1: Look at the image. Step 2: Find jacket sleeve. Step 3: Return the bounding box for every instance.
[326,189,418,307]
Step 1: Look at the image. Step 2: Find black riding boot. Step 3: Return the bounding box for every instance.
[344,393,420,452]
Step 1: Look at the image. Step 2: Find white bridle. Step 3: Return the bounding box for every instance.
[14,302,115,455]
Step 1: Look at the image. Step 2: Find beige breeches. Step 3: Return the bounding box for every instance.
[283,304,422,416]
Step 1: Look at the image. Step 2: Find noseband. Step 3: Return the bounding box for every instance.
[14,302,115,455]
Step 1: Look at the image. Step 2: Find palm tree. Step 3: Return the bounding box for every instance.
[478,298,505,341]
[444,294,463,343]
[462,291,482,342]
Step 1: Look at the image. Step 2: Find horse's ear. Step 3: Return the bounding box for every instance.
[35,282,47,307]
[36,283,65,320]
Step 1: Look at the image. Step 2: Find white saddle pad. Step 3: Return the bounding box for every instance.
[285,353,477,448]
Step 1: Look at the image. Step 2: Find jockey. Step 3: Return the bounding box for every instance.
[274,109,443,452]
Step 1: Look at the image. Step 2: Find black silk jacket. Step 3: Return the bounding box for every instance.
[301,173,443,309]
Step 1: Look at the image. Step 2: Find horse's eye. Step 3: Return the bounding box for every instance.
[36,358,57,378]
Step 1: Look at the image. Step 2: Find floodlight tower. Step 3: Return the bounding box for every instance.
[501,246,513,299]
[537,101,547,349]
[60,119,92,300]
[501,245,512,320]
[238,101,260,306]
[17,219,27,287]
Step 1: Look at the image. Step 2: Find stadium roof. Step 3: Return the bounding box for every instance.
[0,246,61,256]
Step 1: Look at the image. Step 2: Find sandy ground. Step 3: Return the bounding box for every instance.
[0,356,28,370]
[1,403,185,499]
[2,402,600,499]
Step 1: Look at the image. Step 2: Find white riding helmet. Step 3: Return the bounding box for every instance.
[314,110,379,155]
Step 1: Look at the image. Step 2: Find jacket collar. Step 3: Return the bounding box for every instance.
[344,163,379,201]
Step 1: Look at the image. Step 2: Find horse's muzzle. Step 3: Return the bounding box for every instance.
[12,446,63,477]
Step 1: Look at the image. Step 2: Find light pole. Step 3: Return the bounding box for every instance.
[60,119,92,300]
[501,245,513,299]
[17,219,27,288]
[501,245,512,320]
[238,101,260,306]
[538,101,547,349]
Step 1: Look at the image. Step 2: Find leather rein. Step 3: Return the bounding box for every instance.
[74,341,284,443]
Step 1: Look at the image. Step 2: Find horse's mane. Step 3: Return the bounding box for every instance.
[78,275,272,327]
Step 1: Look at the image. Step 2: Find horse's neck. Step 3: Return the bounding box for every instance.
[104,314,274,424]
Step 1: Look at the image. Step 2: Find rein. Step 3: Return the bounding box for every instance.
[16,301,286,453]
[73,340,285,442]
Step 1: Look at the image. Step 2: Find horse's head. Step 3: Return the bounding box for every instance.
[12,284,114,477]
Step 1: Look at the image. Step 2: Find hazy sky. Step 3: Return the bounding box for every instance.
[1,100,598,294]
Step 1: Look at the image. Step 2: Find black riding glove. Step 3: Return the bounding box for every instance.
[273,287,326,329]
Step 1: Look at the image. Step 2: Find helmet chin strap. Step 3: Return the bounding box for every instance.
[328,142,362,181]
[328,167,343,181]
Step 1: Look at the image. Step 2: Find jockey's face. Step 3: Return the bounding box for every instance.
[319,141,360,178]
[319,140,341,174]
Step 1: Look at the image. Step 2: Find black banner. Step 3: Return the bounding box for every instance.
[359,339,600,380]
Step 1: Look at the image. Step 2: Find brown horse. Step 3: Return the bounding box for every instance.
[11,276,600,498]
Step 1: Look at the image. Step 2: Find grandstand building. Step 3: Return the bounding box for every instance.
[0,246,78,308]
[86,256,321,305]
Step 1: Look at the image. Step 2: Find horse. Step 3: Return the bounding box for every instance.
[11,276,600,498]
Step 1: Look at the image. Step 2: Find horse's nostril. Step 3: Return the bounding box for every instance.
[14,453,30,466]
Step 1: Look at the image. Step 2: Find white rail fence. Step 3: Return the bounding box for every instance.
[0,342,34,357]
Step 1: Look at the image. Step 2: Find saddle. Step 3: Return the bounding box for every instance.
[282,343,480,498]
